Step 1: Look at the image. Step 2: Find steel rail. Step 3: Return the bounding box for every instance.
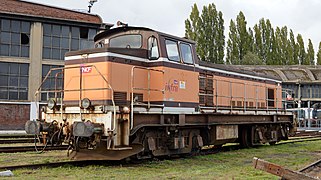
[0,145,69,153]
[0,160,119,171]
[0,139,34,144]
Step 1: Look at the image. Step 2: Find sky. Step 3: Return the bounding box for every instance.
[27,0,321,51]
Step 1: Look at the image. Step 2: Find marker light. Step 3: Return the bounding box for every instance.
[81,98,91,109]
[47,99,56,110]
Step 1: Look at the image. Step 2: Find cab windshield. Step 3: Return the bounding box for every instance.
[109,34,142,48]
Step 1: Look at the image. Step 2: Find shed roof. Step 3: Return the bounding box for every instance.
[0,0,102,24]
[232,65,321,83]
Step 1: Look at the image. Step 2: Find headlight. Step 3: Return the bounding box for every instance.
[81,98,91,109]
[47,99,56,110]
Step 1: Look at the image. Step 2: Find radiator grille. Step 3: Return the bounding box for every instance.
[237,101,242,107]
[113,91,127,105]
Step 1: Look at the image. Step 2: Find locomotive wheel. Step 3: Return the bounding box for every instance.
[240,127,253,148]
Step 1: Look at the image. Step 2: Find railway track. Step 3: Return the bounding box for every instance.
[0,131,320,154]
[0,145,69,153]
[0,160,119,171]
[299,159,321,178]
[0,131,320,171]
[0,134,34,144]
[0,139,34,144]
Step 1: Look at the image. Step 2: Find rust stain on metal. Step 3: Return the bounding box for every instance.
[253,157,317,180]
[216,125,238,140]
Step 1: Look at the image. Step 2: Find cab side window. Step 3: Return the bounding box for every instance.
[148,36,159,60]
[165,40,180,62]
[180,43,193,64]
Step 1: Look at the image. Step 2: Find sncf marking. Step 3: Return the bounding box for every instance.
[81,67,92,73]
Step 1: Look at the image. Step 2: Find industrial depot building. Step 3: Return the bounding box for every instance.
[0,0,111,130]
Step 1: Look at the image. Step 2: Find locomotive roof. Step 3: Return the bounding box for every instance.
[94,26,196,44]
[199,61,282,82]
[93,26,280,83]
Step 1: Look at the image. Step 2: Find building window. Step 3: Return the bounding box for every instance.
[0,19,30,57]
[0,62,29,100]
[41,65,63,101]
[43,24,97,60]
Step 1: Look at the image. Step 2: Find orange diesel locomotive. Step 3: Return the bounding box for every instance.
[25,26,293,160]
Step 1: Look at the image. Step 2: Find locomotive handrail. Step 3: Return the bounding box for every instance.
[130,66,165,130]
[199,77,286,114]
[35,65,117,132]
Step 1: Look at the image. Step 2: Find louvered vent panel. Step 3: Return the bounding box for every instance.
[237,101,242,107]
[206,75,213,91]
[199,90,205,105]
[114,91,127,106]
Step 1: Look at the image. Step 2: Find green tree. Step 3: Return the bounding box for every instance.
[268,29,278,65]
[274,27,283,65]
[281,26,290,65]
[306,39,315,65]
[317,42,321,65]
[185,3,225,64]
[185,4,201,54]
[263,19,273,65]
[226,11,253,65]
[247,27,255,52]
[216,11,225,64]
[297,34,306,65]
[226,20,239,64]
[253,24,263,59]
[242,52,263,65]
[289,29,298,65]
[236,11,251,64]
[253,18,274,65]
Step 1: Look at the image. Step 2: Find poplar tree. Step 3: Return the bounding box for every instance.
[226,11,253,65]
[306,39,315,65]
[185,3,225,64]
[264,20,274,65]
[253,18,274,65]
[317,42,321,65]
[274,27,283,65]
[236,11,250,64]
[185,4,201,55]
[281,26,290,65]
[226,20,239,64]
[297,34,306,65]
[253,24,263,59]
[289,30,298,65]
[268,29,278,65]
